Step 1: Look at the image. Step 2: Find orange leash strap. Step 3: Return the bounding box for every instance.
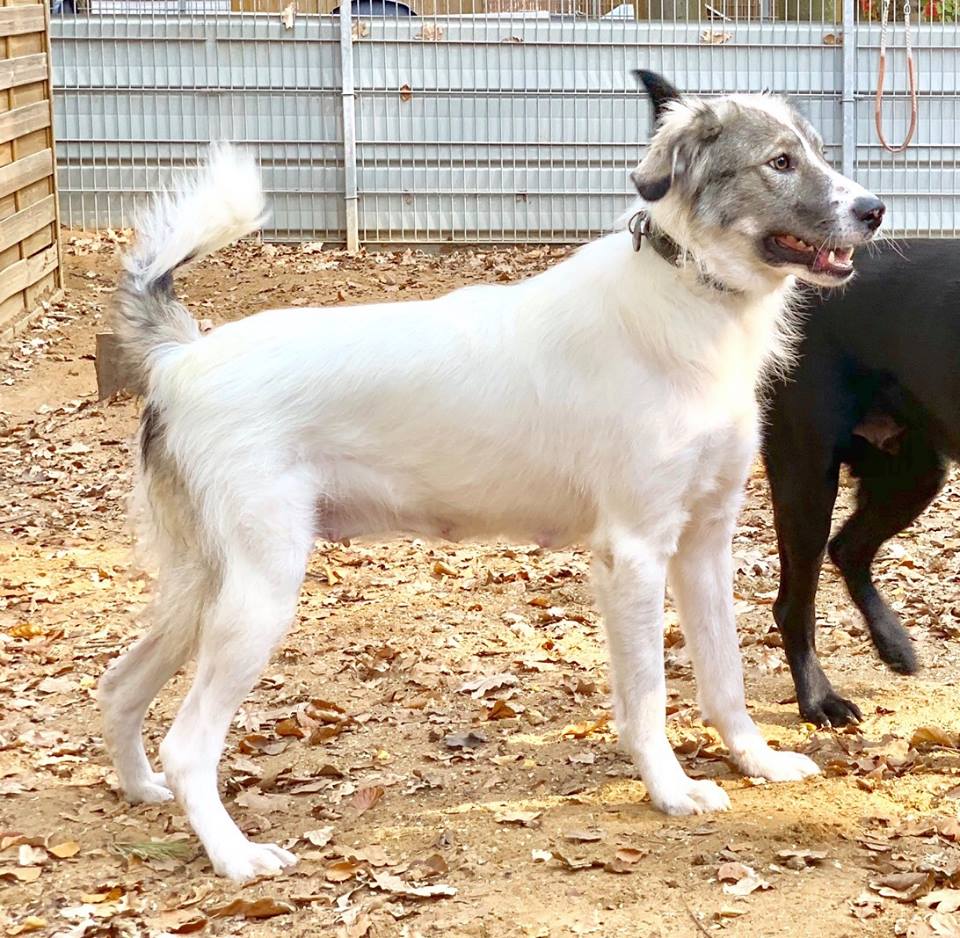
[874,0,919,153]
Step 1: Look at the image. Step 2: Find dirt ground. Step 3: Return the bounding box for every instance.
[1,232,960,938]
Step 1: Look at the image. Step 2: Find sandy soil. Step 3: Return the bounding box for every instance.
[1,232,959,938]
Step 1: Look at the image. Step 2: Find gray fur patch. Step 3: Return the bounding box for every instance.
[140,402,165,470]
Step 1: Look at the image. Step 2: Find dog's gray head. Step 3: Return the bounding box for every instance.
[630,71,884,288]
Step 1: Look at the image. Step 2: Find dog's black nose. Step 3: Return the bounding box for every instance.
[852,196,886,231]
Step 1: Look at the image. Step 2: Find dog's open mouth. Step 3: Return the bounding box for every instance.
[764,234,855,279]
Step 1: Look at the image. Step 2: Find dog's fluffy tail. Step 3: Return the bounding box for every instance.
[115,142,266,387]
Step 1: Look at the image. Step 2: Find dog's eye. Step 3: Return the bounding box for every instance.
[769,153,792,172]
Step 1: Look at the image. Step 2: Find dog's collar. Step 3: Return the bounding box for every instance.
[628,210,739,296]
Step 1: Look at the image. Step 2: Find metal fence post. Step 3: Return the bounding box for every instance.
[841,0,857,180]
[339,2,360,253]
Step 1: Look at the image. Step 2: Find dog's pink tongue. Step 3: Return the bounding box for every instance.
[812,247,832,272]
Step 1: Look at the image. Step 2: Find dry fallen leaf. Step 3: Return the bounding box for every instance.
[275,717,306,739]
[235,789,292,813]
[351,786,385,815]
[552,850,603,871]
[920,889,960,914]
[80,887,124,904]
[7,622,44,639]
[303,827,334,848]
[487,699,521,720]
[777,847,827,869]
[371,871,457,899]
[910,726,959,750]
[871,871,935,901]
[458,672,518,698]
[209,897,296,919]
[564,828,603,843]
[6,918,48,936]
[0,866,42,883]
[48,840,81,859]
[614,847,647,864]
[718,862,772,896]
[494,809,542,827]
[561,713,610,739]
[341,844,393,867]
[443,730,487,749]
[326,859,361,883]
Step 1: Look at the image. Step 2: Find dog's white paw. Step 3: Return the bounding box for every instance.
[211,842,298,882]
[651,778,730,816]
[736,746,820,783]
[121,771,174,804]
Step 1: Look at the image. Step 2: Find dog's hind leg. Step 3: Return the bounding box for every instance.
[829,435,947,674]
[592,526,730,816]
[158,481,315,881]
[99,555,210,804]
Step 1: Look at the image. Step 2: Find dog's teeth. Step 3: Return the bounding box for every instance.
[828,250,836,264]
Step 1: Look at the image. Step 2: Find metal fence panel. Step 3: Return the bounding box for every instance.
[49,6,960,243]
[52,13,346,241]
[855,23,960,237]
[351,20,846,242]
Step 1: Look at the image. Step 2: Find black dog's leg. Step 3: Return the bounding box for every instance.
[828,435,947,674]
[767,450,862,726]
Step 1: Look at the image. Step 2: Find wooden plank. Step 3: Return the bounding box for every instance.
[0,6,45,40]
[0,193,54,254]
[0,243,57,307]
[19,222,54,258]
[0,53,47,94]
[95,333,136,400]
[0,100,49,147]
[10,79,46,108]
[0,148,52,200]
[7,31,44,59]
[25,267,57,311]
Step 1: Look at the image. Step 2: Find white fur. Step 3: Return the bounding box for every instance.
[124,143,266,292]
[98,131,841,883]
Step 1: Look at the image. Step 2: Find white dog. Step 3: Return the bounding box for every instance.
[99,71,885,881]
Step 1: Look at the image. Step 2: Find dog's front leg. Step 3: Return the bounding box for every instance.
[592,528,730,816]
[669,504,821,784]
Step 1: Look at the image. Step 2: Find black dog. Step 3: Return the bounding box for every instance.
[763,239,959,726]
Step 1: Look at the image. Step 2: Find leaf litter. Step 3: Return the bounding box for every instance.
[1,235,959,936]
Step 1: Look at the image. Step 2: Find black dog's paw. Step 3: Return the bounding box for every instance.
[871,621,919,675]
[799,691,863,728]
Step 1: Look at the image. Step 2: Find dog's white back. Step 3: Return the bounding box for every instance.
[99,75,883,881]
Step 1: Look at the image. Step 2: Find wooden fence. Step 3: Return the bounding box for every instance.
[0,0,61,341]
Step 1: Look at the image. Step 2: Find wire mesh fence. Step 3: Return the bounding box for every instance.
[48,0,960,242]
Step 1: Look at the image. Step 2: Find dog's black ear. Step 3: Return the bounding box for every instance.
[630,103,721,203]
[630,169,672,202]
[633,70,682,126]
